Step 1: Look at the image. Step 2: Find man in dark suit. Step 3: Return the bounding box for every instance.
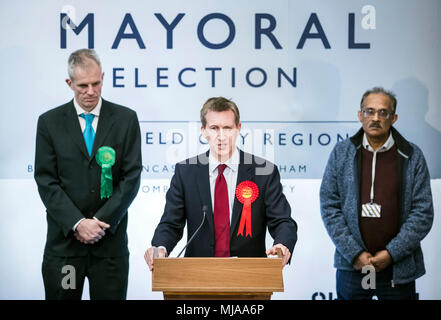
[144,97,297,269]
[34,49,142,299]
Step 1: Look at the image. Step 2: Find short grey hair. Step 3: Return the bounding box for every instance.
[360,87,397,113]
[67,49,102,80]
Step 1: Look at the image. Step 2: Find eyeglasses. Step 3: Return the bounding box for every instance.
[361,108,393,120]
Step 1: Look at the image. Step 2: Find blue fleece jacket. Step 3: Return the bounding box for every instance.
[320,127,434,284]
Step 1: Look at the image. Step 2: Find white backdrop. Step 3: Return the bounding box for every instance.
[0,0,440,299]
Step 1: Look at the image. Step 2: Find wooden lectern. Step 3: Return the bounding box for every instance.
[152,251,284,300]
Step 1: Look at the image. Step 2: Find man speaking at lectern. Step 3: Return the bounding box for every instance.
[145,97,297,269]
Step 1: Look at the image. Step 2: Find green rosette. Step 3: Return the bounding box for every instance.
[96,146,116,199]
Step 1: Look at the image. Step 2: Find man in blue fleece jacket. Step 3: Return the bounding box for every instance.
[320,87,433,300]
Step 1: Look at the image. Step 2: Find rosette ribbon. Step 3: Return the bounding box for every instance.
[96,146,116,199]
[235,180,259,237]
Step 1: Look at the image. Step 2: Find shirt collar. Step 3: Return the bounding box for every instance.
[209,147,240,174]
[74,97,102,117]
[362,132,395,153]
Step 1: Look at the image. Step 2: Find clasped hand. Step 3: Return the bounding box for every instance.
[353,250,392,272]
[75,218,110,244]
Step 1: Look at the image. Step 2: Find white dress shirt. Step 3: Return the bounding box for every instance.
[362,132,395,153]
[208,147,240,222]
[73,97,102,132]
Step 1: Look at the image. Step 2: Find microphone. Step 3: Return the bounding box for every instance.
[177,205,208,258]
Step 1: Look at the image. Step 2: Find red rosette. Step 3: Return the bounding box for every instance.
[235,181,259,237]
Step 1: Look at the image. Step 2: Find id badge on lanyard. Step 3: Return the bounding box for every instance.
[361,151,381,218]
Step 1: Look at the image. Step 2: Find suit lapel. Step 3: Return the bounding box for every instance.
[230,151,254,238]
[89,99,116,162]
[64,101,90,160]
[196,153,215,234]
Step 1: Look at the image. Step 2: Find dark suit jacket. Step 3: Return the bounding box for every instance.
[152,150,297,258]
[34,99,142,257]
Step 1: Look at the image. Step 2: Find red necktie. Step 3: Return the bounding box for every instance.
[214,164,230,257]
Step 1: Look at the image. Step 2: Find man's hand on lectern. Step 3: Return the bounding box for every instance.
[144,246,167,271]
[266,243,291,267]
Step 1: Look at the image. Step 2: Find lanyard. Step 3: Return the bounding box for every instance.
[369,151,377,204]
